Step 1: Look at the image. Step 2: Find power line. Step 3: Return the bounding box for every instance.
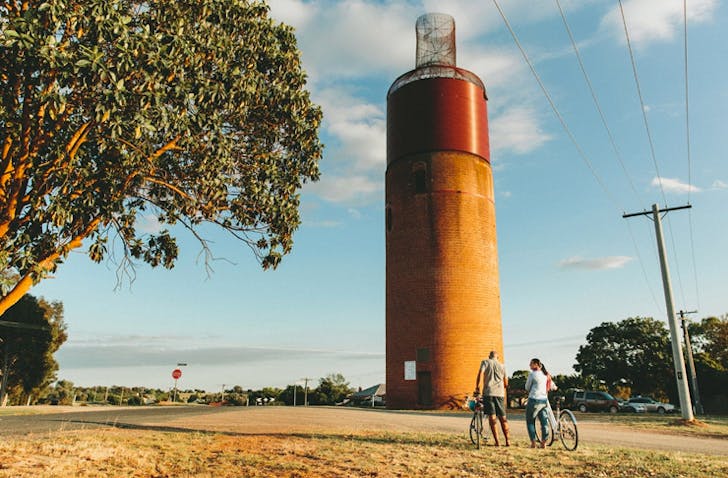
[492,0,662,313]
[683,0,693,206]
[687,212,700,309]
[555,0,660,311]
[618,0,688,310]
[617,0,666,206]
[682,0,702,310]
[555,0,641,203]
[625,220,662,311]
[491,0,620,211]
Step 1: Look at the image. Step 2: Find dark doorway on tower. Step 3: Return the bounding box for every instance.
[417,371,432,406]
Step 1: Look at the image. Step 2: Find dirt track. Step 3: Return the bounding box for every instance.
[144,407,728,456]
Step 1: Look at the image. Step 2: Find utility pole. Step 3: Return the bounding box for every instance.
[301,377,312,406]
[678,310,704,415]
[623,203,694,421]
[293,383,297,407]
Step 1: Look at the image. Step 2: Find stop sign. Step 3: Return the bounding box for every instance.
[172,368,182,379]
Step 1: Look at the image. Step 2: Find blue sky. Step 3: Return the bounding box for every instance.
[33,0,727,392]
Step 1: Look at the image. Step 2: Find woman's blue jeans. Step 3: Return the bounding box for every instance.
[526,398,549,442]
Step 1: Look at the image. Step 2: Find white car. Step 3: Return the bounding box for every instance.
[619,400,647,413]
[627,397,676,414]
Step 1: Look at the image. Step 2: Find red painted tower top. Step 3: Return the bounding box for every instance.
[387,13,489,164]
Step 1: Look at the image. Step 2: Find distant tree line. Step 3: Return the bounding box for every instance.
[26,373,355,408]
[507,315,728,413]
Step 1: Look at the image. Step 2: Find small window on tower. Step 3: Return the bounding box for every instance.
[386,207,393,232]
[412,163,428,194]
[414,169,427,194]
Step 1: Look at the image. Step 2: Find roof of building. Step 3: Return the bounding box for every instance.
[351,384,386,398]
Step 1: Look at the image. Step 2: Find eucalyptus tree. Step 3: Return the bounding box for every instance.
[0,0,323,314]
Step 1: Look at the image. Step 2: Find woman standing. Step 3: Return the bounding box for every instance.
[525,358,550,448]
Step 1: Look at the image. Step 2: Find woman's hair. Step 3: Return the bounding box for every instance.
[530,358,549,375]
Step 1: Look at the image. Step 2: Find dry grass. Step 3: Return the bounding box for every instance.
[0,428,726,478]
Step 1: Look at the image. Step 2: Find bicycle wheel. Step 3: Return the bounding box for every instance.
[469,412,479,447]
[558,409,579,451]
[469,411,486,449]
[534,414,555,446]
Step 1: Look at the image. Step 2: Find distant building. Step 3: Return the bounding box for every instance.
[350,384,386,407]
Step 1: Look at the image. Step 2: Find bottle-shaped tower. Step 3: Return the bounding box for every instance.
[386,13,502,409]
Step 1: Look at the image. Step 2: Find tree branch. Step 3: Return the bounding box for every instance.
[0,217,102,316]
[143,176,192,201]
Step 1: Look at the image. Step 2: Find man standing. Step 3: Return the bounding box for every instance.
[474,350,510,446]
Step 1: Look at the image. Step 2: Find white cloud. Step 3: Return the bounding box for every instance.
[461,49,526,90]
[712,179,728,190]
[317,89,386,172]
[559,256,633,270]
[303,220,342,228]
[651,176,701,194]
[347,208,363,220]
[306,174,381,204]
[307,89,385,204]
[267,0,316,28]
[489,106,552,156]
[135,214,163,234]
[269,0,417,79]
[601,0,717,46]
[58,341,383,368]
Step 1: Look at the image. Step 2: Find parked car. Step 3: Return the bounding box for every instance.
[572,390,619,413]
[617,399,646,413]
[627,396,676,414]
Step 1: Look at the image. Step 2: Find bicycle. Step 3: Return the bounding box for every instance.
[534,396,579,451]
[467,394,488,449]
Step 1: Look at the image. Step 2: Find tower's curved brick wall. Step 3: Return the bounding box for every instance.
[386,77,502,410]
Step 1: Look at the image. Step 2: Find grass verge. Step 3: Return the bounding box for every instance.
[0,428,726,477]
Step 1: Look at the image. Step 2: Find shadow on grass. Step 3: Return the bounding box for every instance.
[46,419,475,449]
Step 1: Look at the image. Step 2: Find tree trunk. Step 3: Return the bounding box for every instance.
[0,344,9,407]
[0,274,34,317]
[0,217,102,316]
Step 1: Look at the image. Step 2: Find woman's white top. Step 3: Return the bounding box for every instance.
[525,370,548,400]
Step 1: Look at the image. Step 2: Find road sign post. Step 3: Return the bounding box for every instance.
[172,369,182,403]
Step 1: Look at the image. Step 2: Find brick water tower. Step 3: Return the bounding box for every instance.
[386,13,503,409]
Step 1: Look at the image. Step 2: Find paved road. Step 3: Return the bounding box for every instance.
[0,406,228,436]
[3,406,726,456]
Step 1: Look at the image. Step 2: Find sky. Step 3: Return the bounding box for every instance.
[32,0,727,392]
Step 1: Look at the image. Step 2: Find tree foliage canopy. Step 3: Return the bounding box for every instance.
[574,317,672,396]
[0,293,67,405]
[689,315,728,369]
[311,373,352,405]
[0,0,323,314]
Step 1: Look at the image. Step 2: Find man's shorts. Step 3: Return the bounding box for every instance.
[483,396,506,417]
